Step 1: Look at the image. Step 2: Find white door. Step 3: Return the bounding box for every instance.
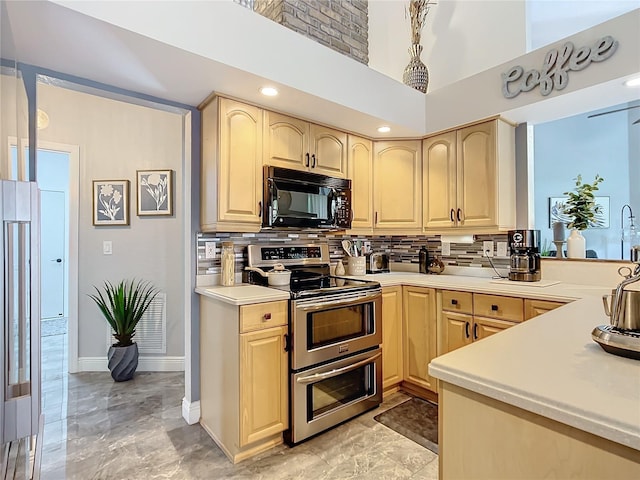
[40,190,65,319]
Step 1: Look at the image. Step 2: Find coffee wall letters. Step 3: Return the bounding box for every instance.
[502,36,618,99]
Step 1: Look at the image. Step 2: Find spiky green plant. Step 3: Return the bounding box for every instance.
[562,174,604,231]
[89,279,159,347]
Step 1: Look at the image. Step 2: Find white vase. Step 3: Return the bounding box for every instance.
[566,229,586,258]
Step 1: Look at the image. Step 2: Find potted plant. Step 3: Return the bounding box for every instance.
[563,174,604,258]
[89,279,159,381]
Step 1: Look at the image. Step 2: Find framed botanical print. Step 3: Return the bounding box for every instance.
[93,180,129,226]
[136,169,173,216]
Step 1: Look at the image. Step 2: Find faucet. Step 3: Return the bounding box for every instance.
[621,204,637,260]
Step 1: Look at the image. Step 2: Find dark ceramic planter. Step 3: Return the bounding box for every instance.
[107,343,139,382]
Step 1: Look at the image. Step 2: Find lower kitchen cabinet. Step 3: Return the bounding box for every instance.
[381,286,403,391]
[524,298,565,320]
[200,297,288,463]
[402,286,438,393]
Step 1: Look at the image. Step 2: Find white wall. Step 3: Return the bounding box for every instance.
[37,83,185,364]
[369,0,527,92]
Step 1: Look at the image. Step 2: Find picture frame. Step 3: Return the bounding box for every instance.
[93,180,130,226]
[548,195,610,229]
[136,169,173,216]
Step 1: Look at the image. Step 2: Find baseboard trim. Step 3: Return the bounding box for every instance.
[78,356,185,372]
[182,398,201,425]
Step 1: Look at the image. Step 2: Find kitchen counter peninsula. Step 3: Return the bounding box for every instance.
[429,295,640,479]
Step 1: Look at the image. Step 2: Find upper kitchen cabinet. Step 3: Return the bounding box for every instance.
[347,135,374,232]
[373,140,422,232]
[423,119,516,233]
[264,111,347,178]
[200,97,263,232]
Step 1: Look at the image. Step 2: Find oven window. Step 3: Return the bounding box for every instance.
[308,364,372,419]
[308,304,369,349]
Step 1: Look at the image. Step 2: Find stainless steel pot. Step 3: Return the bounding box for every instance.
[244,263,291,286]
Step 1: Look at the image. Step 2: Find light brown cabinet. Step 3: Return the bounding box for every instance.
[200,97,264,232]
[440,291,524,355]
[200,297,288,463]
[381,286,403,390]
[403,286,437,393]
[524,298,565,320]
[347,135,374,232]
[423,119,516,233]
[373,140,422,232]
[264,111,347,178]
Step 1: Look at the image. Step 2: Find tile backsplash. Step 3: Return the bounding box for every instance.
[196,231,510,276]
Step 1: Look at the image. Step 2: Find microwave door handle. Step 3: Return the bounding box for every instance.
[296,352,382,384]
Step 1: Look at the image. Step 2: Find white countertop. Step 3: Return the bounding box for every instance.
[429,295,640,451]
[195,284,290,305]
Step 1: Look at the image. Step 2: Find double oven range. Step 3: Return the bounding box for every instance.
[245,243,382,444]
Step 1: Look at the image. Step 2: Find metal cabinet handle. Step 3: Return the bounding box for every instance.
[284,334,290,352]
[311,154,316,168]
[258,201,262,218]
[263,313,271,321]
[450,208,455,222]
[465,321,470,338]
[375,211,378,225]
[473,323,478,340]
[296,352,382,384]
[491,304,499,311]
[451,299,458,305]
[457,208,462,222]
[305,152,310,167]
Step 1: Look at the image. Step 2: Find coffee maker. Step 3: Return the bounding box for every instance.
[508,229,541,282]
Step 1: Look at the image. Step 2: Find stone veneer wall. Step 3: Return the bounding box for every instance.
[251,0,369,64]
[197,231,510,276]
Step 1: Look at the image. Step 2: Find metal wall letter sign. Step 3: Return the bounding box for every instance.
[502,36,618,99]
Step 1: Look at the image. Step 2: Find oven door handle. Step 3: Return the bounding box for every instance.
[295,291,381,311]
[295,351,382,384]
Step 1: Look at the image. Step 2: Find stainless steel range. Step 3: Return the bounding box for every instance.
[245,243,382,444]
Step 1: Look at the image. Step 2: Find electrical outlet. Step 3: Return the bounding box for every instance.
[483,240,494,257]
[441,241,451,256]
[497,242,508,257]
[103,240,112,255]
[205,242,216,259]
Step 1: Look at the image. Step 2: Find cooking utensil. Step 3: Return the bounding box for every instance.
[244,263,292,286]
[342,240,353,257]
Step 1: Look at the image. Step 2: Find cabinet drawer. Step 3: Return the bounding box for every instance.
[524,299,565,320]
[473,294,523,323]
[442,290,473,314]
[240,301,288,333]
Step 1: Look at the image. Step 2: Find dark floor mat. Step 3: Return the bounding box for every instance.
[374,397,438,454]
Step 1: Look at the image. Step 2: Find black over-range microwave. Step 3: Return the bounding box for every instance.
[262,166,352,230]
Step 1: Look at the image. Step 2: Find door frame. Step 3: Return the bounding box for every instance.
[37,140,80,373]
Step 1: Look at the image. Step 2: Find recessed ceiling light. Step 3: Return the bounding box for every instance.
[260,86,278,96]
[624,77,640,87]
[377,126,391,133]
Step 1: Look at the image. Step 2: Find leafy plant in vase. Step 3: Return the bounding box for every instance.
[563,174,604,258]
[89,279,159,381]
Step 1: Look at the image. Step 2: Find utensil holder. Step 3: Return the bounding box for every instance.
[347,257,366,276]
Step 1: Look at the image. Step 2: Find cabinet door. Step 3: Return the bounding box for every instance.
[442,311,473,354]
[239,326,288,447]
[473,316,515,340]
[374,141,422,231]
[348,135,374,231]
[382,286,403,389]
[264,111,309,171]
[403,286,437,392]
[310,124,347,177]
[524,299,565,320]
[218,98,264,226]
[423,132,457,230]
[456,121,497,228]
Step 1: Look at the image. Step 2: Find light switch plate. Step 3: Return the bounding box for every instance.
[103,240,112,255]
[483,240,494,257]
[441,241,451,256]
[497,242,508,257]
[205,242,216,259]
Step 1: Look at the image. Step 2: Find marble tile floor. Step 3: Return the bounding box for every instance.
[40,333,439,479]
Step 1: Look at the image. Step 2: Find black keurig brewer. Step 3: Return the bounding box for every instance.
[508,229,541,282]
